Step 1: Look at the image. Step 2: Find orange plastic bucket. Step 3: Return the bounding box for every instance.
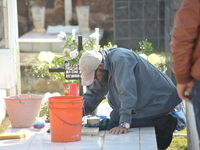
[48,96,83,142]
[63,84,79,96]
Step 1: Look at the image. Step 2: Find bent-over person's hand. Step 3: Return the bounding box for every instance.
[109,126,128,135]
[177,80,194,103]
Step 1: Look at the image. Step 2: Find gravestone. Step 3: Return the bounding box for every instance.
[76,6,90,33]
[31,6,46,33]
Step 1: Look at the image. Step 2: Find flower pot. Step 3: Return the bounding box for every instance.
[4,94,43,128]
[63,84,79,96]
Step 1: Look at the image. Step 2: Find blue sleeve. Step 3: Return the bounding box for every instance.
[111,55,138,124]
[83,81,108,115]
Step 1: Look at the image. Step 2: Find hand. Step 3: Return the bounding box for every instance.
[109,126,128,135]
[177,80,194,103]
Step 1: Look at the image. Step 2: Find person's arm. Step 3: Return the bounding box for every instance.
[176,81,194,103]
[109,54,138,134]
[83,81,108,115]
[170,0,199,101]
[170,0,199,84]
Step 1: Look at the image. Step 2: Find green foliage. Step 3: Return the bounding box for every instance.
[25,32,117,84]
[166,127,187,150]
[62,36,78,52]
[134,39,153,55]
[39,102,50,122]
[61,35,97,65]
[100,42,117,50]
[153,53,167,73]
[25,56,71,84]
[133,39,167,73]
[167,136,187,150]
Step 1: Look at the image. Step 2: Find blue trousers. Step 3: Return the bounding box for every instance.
[169,102,186,131]
[192,80,200,139]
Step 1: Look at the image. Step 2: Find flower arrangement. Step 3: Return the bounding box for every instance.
[57,29,102,65]
[25,51,70,83]
[25,29,117,84]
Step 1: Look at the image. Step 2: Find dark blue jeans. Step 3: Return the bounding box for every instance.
[192,80,200,139]
[169,102,186,131]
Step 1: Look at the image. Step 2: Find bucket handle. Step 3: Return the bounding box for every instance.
[49,107,82,126]
[49,101,82,105]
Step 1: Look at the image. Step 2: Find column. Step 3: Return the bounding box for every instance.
[64,0,72,25]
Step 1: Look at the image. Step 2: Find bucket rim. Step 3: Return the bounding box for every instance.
[4,94,44,100]
[48,96,83,100]
[49,95,83,98]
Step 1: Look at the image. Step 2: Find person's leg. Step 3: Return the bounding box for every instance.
[152,114,177,150]
[130,114,177,150]
[110,110,177,150]
[192,80,200,140]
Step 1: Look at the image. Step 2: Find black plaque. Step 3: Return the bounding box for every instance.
[64,61,81,79]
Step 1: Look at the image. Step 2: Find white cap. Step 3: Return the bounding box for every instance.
[79,50,102,86]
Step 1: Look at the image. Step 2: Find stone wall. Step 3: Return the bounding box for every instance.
[20,53,64,94]
[21,66,64,94]
[17,0,113,37]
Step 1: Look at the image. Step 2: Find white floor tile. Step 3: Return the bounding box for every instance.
[1,103,158,150]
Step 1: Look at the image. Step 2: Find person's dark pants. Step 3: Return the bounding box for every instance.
[192,79,200,140]
[110,110,177,150]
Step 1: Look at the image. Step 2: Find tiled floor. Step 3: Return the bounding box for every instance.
[0,103,157,150]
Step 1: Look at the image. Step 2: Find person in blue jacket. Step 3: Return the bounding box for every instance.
[79,48,182,150]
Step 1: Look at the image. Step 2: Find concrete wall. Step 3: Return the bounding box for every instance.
[0,90,6,124]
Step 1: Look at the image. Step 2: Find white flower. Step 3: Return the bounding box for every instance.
[139,53,148,60]
[44,92,53,99]
[70,50,78,59]
[41,92,53,107]
[148,53,159,65]
[38,51,47,62]
[38,51,55,63]
[57,31,66,40]
[89,32,100,39]
[45,52,55,63]
[53,92,61,96]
